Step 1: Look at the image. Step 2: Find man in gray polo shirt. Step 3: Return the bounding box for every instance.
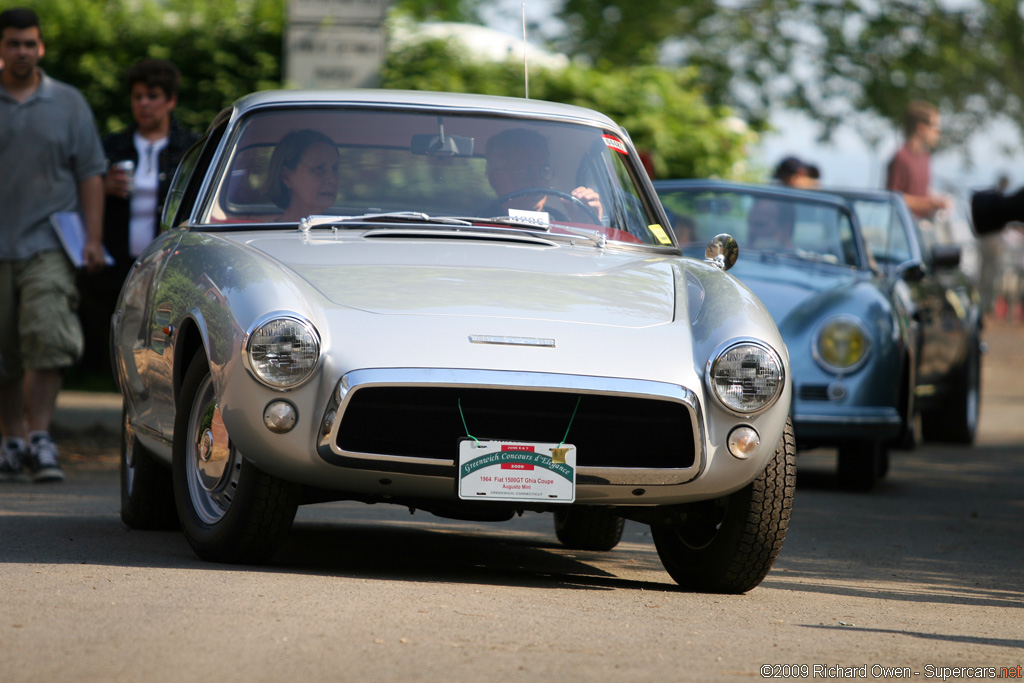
[0,6,106,483]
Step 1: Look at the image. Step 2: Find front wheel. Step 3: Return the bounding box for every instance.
[172,352,300,564]
[553,507,624,551]
[651,418,796,593]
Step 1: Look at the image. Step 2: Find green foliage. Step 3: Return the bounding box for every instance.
[24,0,755,179]
[28,0,284,136]
[556,0,1024,150]
[383,39,759,180]
[390,0,482,23]
[380,37,527,96]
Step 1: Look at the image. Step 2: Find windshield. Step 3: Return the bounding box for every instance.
[846,198,913,265]
[199,106,670,246]
[657,188,864,267]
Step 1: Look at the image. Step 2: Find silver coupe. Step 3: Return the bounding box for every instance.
[113,90,794,593]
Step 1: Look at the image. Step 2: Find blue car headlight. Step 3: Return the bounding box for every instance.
[814,316,871,374]
[244,314,321,389]
[707,341,785,414]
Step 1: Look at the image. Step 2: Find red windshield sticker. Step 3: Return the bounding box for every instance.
[602,135,628,155]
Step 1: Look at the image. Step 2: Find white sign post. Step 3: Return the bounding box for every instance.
[285,0,389,89]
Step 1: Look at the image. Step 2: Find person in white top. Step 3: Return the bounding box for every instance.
[76,58,198,381]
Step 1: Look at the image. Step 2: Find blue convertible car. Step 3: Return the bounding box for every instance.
[655,180,915,490]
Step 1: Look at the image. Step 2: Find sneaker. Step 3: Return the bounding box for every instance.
[27,433,64,483]
[0,439,28,482]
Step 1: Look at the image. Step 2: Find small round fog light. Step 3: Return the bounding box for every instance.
[727,426,760,459]
[264,400,297,433]
[827,381,847,401]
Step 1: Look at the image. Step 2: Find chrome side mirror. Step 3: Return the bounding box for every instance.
[705,233,739,271]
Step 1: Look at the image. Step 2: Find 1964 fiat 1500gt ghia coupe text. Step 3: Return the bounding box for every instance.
[113,90,794,593]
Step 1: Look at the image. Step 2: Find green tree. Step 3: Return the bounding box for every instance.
[27,0,757,178]
[29,0,284,135]
[555,0,1024,151]
[390,0,482,23]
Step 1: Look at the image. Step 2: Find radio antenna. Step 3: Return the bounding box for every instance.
[522,3,529,98]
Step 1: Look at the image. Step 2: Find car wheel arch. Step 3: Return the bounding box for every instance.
[173,316,208,407]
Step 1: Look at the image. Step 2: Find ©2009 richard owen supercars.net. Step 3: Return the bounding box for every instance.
[113,90,794,593]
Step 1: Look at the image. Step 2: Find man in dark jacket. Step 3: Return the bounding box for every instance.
[77,58,199,378]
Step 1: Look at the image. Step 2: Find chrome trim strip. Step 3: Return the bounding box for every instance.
[468,335,556,348]
[319,368,705,485]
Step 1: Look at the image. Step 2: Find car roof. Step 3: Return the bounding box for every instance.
[653,178,853,212]
[232,89,620,129]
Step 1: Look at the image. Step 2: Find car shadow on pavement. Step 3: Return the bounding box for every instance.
[274,518,677,592]
[0,466,679,593]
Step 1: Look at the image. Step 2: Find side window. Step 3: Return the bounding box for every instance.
[161,140,204,230]
[162,118,230,230]
[854,199,911,265]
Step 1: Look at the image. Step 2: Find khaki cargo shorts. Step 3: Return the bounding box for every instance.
[0,250,84,379]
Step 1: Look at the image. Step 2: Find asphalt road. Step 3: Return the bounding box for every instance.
[2,321,1022,682]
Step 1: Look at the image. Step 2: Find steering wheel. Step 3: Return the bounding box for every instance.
[493,187,602,224]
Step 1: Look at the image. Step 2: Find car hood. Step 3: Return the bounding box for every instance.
[728,257,866,329]
[241,234,677,328]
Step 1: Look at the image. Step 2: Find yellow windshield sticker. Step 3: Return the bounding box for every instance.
[648,223,672,245]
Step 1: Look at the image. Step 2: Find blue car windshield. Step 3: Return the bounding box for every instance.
[845,198,913,265]
[199,106,670,247]
[658,189,864,268]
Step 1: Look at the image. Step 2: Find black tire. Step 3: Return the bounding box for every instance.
[172,351,300,564]
[120,405,179,530]
[553,507,625,551]
[651,418,796,593]
[877,447,891,480]
[920,334,981,444]
[889,360,916,451]
[837,439,887,492]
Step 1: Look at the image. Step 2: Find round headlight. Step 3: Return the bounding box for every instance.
[708,341,785,414]
[814,316,871,373]
[245,315,320,389]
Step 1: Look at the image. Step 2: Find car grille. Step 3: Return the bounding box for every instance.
[335,386,696,469]
[799,384,831,401]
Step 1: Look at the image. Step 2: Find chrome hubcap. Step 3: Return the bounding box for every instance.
[186,374,241,525]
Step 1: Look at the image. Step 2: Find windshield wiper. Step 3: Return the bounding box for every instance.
[471,216,606,248]
[298,212,607,248]
[298,212,473,231]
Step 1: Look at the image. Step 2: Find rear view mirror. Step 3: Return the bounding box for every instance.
[411,134,474,157]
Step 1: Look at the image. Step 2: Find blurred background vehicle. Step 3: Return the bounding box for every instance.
[656,180,911,491]
[825,187,983,447]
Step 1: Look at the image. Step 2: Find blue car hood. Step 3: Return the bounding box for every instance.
[727,257,867,330]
